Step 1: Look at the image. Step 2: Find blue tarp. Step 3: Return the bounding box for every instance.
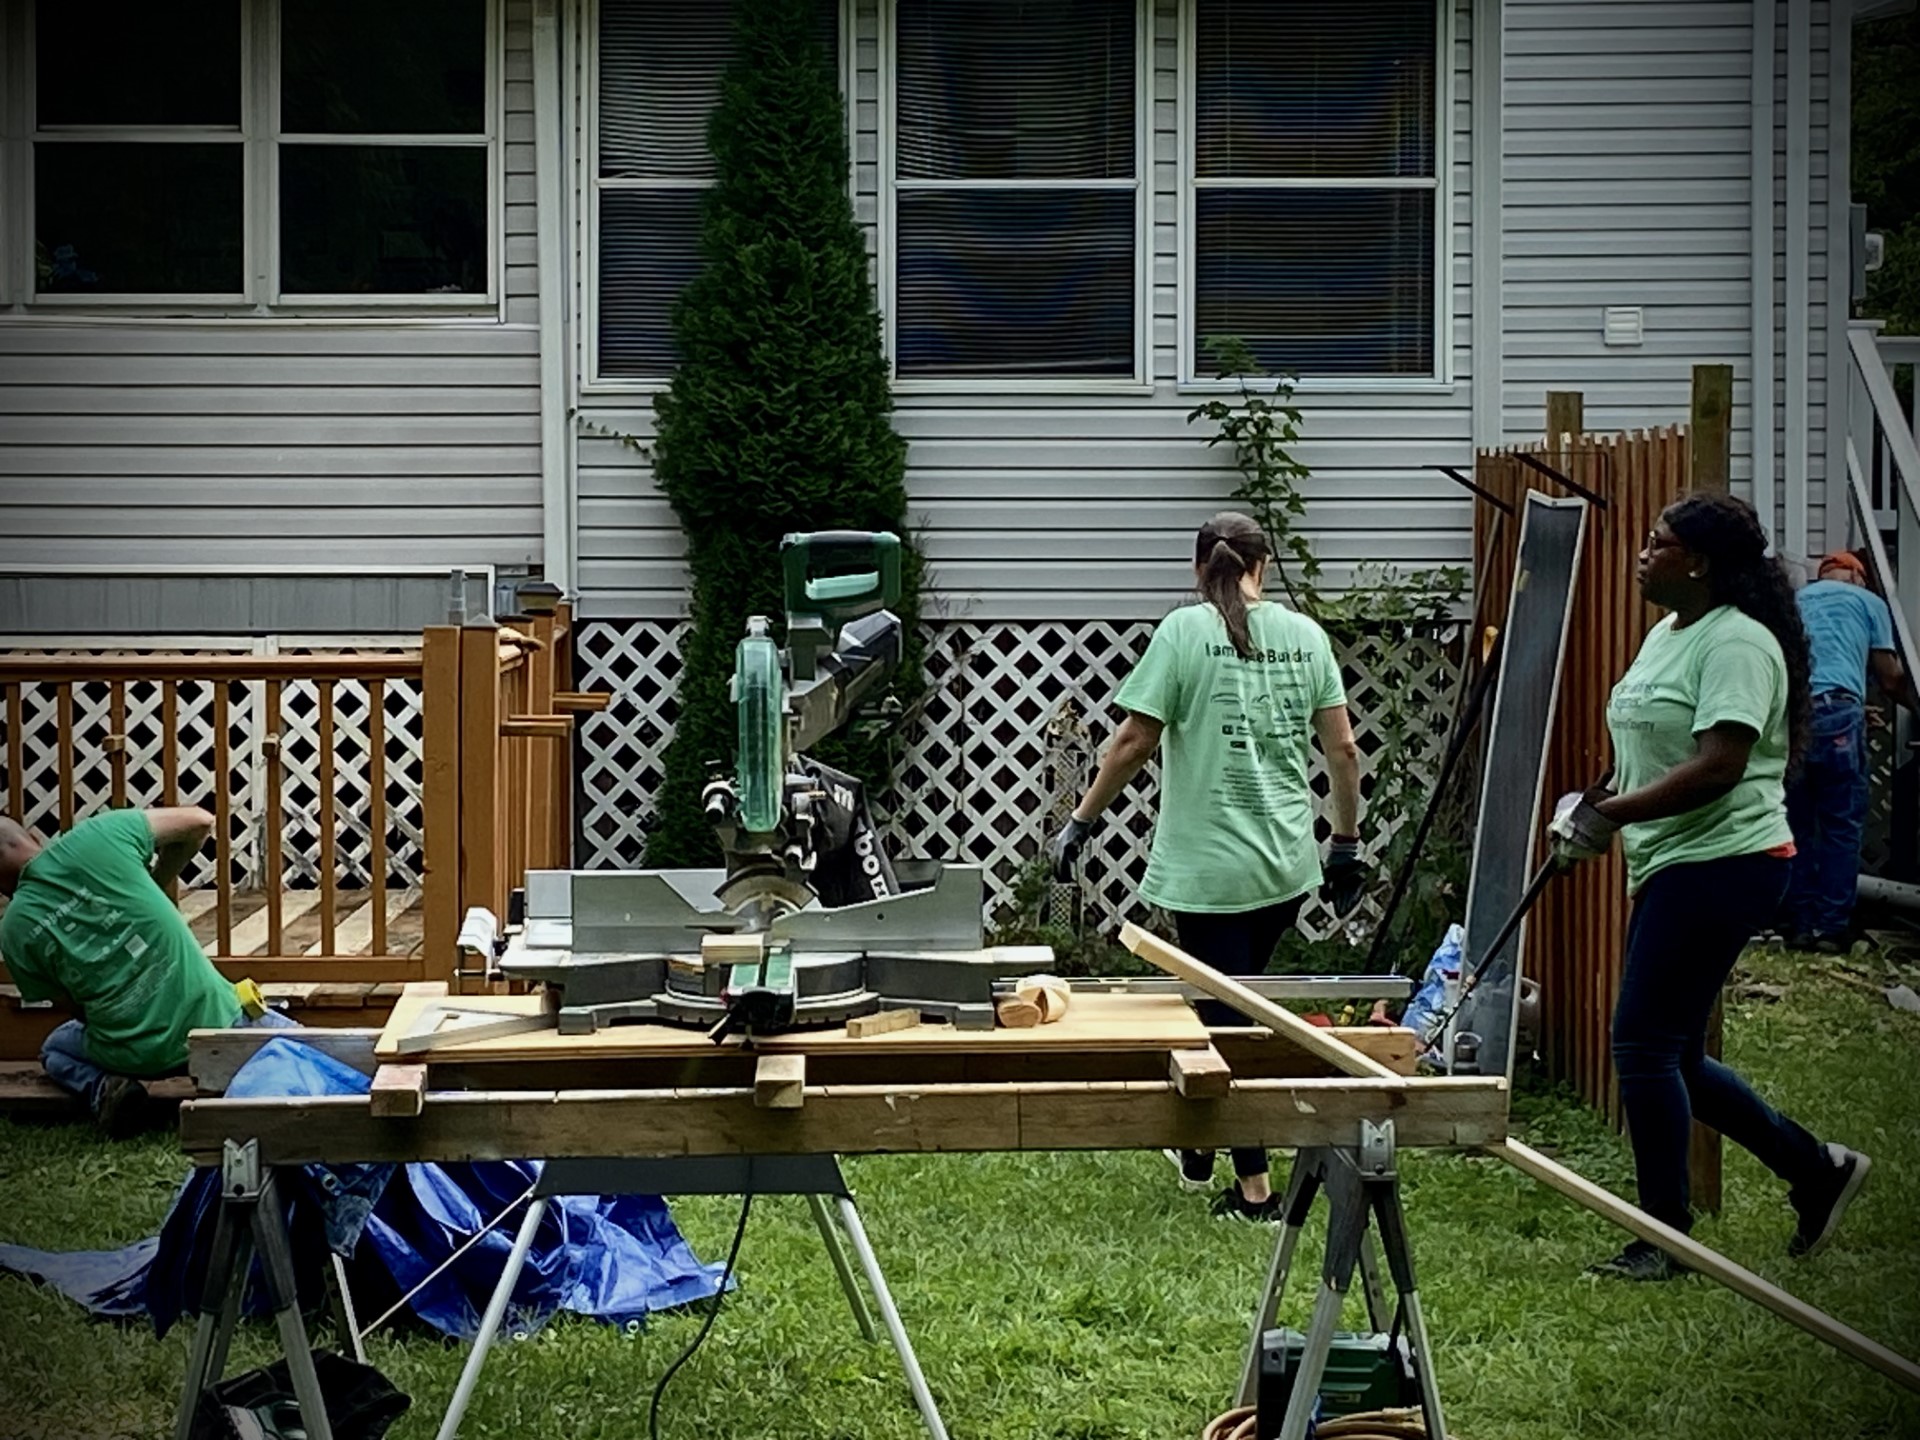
[0,1037,727,1339]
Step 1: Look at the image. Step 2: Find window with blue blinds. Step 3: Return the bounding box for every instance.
[595,0,839,378]
[892,0,1140,380]
[1191,0,1438,379]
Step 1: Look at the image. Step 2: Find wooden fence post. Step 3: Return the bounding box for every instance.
[421,627,463,985]
[1690,363,1735,494]
[1547,391,1585,456]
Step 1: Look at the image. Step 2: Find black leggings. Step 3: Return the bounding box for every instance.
[1172,896,1306,1181]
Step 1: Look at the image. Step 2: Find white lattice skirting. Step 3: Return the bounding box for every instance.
[574,619,1465,939]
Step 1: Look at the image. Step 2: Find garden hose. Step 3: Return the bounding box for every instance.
[1200,1407,1433,1440]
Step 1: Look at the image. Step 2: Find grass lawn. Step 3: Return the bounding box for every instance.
[1,943,1917,1440]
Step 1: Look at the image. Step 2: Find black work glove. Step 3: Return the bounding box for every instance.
[1049,815,1095,882]
[1320,835,1367,918]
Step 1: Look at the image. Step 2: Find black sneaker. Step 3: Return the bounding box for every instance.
[1164,1148,1215,1194]
[1209,1186,1283,1224]
[1789,1144,1872,1259]
[94,1075,150,1140]
[1586,1241,1688,1282]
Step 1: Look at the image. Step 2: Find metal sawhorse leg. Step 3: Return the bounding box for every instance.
[173,1140,335,1440]
[1233,1121,1449,1440]
[433,1154,948,1440]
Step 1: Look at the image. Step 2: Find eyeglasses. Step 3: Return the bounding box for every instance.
[1644,530,1682,552]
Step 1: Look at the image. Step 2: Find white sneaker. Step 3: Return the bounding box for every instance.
[1164,1148,1215,1193]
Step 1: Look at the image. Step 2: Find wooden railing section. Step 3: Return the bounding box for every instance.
[0,604,593,1013]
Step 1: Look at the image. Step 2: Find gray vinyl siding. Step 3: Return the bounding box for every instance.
[1773,0,1833,557]
[0,0,544,619]
[573,0,1480,622]
[1500,1,1756,473]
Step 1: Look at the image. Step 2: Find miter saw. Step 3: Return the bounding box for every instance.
[493,531,1037,1042]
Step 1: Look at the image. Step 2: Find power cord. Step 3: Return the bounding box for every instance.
[647,1191,754,1440]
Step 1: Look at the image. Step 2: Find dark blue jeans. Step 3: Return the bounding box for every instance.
[1784,692,1871,941]
[1172,896,1304,1182]
[1614,853,1825,1232]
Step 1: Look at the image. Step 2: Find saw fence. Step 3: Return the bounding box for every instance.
[0,607,600,1060]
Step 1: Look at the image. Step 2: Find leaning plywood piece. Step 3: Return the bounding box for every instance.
[1120,923,1402,1084]
[1491,1139,1920,1396]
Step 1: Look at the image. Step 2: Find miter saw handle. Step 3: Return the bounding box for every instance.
[782,531,902,625]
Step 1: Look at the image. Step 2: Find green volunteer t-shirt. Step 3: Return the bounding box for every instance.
[1115,601,1347,913]
[1606,605,1793,894]
[0,810,239,1075]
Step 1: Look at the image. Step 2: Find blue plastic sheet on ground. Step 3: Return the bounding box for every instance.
[0,1036,727,1339]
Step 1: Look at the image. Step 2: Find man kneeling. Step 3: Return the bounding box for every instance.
[0,807,292,1136]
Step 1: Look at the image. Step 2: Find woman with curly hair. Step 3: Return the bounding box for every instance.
[1549,492,1870,1280]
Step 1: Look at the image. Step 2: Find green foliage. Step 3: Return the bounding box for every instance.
[1187,336,1473,963]
[1856,9,1920,338]
[645,0,920,867]
[984,856,1150,977]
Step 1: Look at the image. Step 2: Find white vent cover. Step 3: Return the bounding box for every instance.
[1602,306,1644,347]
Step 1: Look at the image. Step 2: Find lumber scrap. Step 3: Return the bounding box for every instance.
[846,1008,921,1039]
[994,996,1043,1028]
[1490,1138,1920,1396]
[753,1053,806,1109]
[1120,922,1402,1083]
[1168,1044,1233,1100]
[369,1064,428,1118]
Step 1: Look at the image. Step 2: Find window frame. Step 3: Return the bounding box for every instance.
[878,0,1153,395]
[11,0,502,315]
[582,0,854,394]
[1175,0,1455,394]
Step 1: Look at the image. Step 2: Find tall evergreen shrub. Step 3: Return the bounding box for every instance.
[645,0,920,867]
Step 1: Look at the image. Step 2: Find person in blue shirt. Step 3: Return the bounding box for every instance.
[1782,552,1913,950]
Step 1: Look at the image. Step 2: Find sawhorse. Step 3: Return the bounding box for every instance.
[435,1153,948,1440]
[173,1140,338,1440]
[1235,1121,1450,1440]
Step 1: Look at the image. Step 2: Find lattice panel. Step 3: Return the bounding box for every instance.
[572,620,1465,941]
[0,642,422,895]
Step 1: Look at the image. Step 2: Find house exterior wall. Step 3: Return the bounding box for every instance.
[0,0,546,636]
[572,0,1482,622]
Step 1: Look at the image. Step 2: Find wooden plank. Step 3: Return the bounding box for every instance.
[367,677,388,959]
[846,1009,922,1039]
[1168,1044,1232,1100]
[306,889,419,958]
[551,691,611,713]
[5,683,23,820]
[306,983,378,1009]
[0,655,423,682]
[525,615,557,873]
[317,679,338,958]
[1492,1139,1920,1397]
[55,682,74,830]
[189,1026,382,1093]
[1689,362,1735,492]
[372,989,1210,1062]
[754,1053,806,1109]
[180,1075,1511,1167]
[1212,1027,1417,1076]
[108,681,128,807]
[264,681,284,954]
[1120,923,1402,1083]
[207,888,321,959]
[212,683,232,955]
[369,1064,428,1118]
[420,627,462,983]
[0,1061,195,1119]
[501,716,572,739]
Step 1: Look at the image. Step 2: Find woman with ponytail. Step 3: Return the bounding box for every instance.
[1049,512,1365,1222]
[1549,492,1869,1280]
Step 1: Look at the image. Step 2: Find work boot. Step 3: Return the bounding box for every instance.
[1209,1185,1282,1224]
[1789,1144,1872,1259]
[1586,1240,1689,1282]
[1165,1148,1215,1194]
[94,1075,150,1140]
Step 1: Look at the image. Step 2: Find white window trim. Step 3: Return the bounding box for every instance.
[582,0,854,394]
[8,0,503,318]
[878,0,1154,396]
[1175,0,1456,394]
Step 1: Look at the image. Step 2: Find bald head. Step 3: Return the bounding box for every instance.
[0,818,40,896]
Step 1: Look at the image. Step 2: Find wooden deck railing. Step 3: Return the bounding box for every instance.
[0,604,595,1024]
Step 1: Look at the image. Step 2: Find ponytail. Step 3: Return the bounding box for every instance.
[1193,512,1271,661]
[1665,492,1812,769]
